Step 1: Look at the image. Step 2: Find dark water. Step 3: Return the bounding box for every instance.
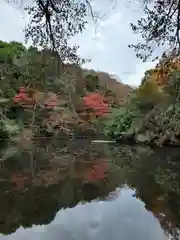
[0,140,180,239]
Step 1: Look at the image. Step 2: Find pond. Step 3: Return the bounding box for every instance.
[0,140,179,240]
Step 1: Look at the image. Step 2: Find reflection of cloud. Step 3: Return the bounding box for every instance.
[0,187,168,240]
[106,187,122,201]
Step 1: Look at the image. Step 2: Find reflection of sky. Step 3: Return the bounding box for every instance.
[0,187,170,240]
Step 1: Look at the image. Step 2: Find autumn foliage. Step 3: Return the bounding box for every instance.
[43,93,59,109]
[13,87,59,109]
[84,160,108,182]
[13,87,34,106]
[0,40,134,142]
[83,93,108,117]
[147,55,180,87]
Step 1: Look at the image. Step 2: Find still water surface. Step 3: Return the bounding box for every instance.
[0,140,179,240]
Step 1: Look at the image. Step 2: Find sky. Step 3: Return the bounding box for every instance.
[0,0,158,86]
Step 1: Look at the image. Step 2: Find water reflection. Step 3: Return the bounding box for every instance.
[0,140,180,239]
[0,188,169,240]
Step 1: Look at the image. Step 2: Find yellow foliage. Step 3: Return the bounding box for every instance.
[136,79,164,105]
[148,55,180,87]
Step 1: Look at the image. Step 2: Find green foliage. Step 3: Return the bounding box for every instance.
[85,74,100,92]
[103,68,169,140]
[133,80,165,112]
[163,70,180,103]
[103,106,141,137]
[0,40,26,64]
[102,79,163,138]
[0,39,123,142]
[0,118,20,140]
[0,40,77,140]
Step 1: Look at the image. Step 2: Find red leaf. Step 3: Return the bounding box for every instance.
[84,161,108,182]
[12,87,34,105]
[83,93,108,117]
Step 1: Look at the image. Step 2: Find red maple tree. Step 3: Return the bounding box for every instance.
[83,93,108,117]
[13,87,34,105]
[13,87,59,109]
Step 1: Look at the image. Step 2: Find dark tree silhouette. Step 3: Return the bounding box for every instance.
[129,0,180,61]
[5,0,106,63]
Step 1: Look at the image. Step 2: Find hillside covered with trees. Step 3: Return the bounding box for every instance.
[2,39,180,147]
[2,0,180,148]
[0,40,132,147]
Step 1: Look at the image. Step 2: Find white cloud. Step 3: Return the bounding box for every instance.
[100,12,122,28]
[0,1,156,87]
[125,61,158,86]
[95,42,105,51]
[0,1,28,42]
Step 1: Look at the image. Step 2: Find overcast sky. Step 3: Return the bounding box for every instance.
[0,0,157,86]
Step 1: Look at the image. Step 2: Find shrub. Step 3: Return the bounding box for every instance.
[103,106,141,137]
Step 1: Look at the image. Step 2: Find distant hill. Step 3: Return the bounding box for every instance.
[82,68,133,103]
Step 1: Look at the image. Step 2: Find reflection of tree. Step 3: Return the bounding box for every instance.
[2,141,180,239]
[0,140,122,235]
[109,145,180,240]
